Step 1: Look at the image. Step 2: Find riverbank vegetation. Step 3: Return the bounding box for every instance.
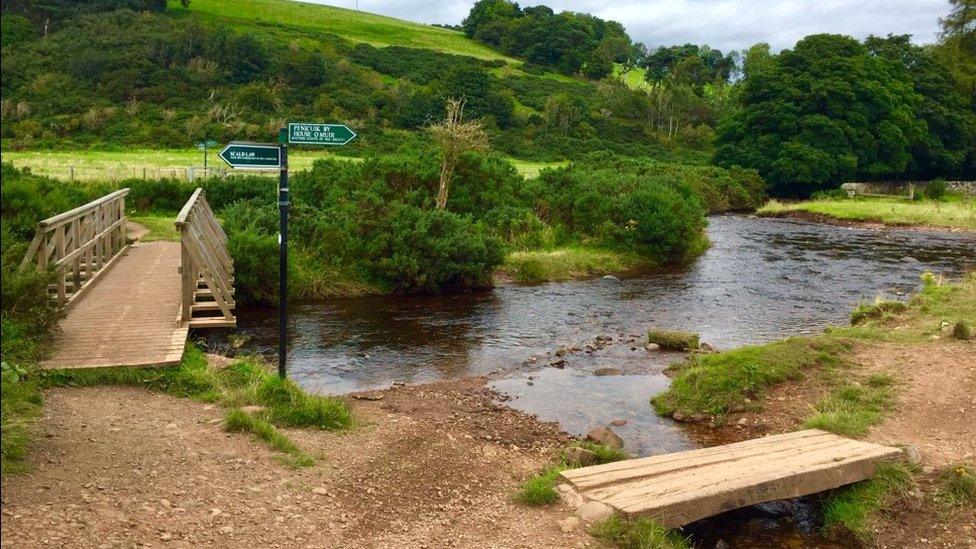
[2,145,760,302]
[653,272,975,423]
[758,195,976,231]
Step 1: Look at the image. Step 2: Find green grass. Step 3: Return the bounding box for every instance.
[0,363,43,476]
[646,330,700,351]
[933,463,976,508]
[173,0,513,61]
[514,465,566,505]
[225,408,315,467]
[3,150,554,181]
[589,515,690,549]
[803,373,895,437]
[1,149,347,181]
[822,462,916,541]
[850,298,908,325]
[514,441,629,506]
[41,345,352,457]
[652,336,852,419]
[499,247,648,283]
[567,441,630,464]
[508,159,568,178]
[613,64,650,91]
[128,214,179,242]
[758,197,976,231]
[653,272,976,421]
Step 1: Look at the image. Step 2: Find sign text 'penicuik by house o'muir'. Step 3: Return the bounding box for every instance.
[287,123,357,146]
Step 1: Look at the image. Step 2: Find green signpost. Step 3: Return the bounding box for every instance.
[196,138,218,167]
[218,142,282,169]
[215,124,357,379]
[287,123,357,146]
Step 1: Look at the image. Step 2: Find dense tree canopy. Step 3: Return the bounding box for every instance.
[714,34,975,196]
[462,0,632,78]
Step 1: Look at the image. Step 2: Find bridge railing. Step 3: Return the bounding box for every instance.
[175,188,236,328]
[20,188,129,306]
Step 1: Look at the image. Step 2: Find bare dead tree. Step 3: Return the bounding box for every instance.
[426,98,488,210]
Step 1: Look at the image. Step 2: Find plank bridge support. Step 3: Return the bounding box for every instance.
[20,189,129,308]
[560,429,904,528]
[175,188,236,328]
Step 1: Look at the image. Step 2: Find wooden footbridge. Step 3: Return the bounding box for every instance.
[561,429,903,527]
[21,188,236,369]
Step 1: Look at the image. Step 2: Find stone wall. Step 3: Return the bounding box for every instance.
[839,181,976,197]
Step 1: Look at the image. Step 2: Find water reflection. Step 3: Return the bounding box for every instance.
[230,215,974,453]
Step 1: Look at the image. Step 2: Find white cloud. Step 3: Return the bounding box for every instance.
[306,0,949,52]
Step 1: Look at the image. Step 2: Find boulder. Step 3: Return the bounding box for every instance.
[610,419,627,427]
[577,501,614,522]
[564,446,597,467]
[594,367,622,377]
[903,445,922,465]
[586,426,624,449]
[555,483,584,509]
[558,516,581,533]
[645,343,661,351]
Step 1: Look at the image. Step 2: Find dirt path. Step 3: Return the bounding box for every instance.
[0,379,597,548]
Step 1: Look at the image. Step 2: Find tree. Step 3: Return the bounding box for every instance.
[714,34,926,196]
[937,0,976,100]
[866,34,976,179]
[426,99,489,210]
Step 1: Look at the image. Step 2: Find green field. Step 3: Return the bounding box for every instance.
[759,197,976,231]
[173,0,513,61]
[614,64,649,91]
[2,150,562,180]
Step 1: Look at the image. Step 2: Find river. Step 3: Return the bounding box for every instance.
[229,215,975,457]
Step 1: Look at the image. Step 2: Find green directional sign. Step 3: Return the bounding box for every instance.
[218,142,281,169]
[196,139,218,151]
[287,122,356,146]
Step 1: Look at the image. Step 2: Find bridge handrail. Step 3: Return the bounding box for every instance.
[20,188,130,306]
[175,188,235,327]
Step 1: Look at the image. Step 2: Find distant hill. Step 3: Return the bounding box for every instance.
[178,0,514,61]
[0,0,706,164]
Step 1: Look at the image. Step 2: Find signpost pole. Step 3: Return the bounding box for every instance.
[277,129,289,379]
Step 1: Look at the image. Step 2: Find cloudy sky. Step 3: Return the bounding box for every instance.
[309,0,950,52]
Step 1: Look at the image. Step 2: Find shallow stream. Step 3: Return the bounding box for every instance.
[219,215,974,545]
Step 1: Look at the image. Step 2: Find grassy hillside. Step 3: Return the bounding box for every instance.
[173,0,513,61]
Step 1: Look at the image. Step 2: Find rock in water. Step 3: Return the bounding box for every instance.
[564,446,597,467]
[610,419,627,427]
[594,367,622,376]
[586,426,624,449]
[602,275,620,281]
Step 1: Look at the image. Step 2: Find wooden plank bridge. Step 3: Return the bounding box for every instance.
[561,429,903,528]
[21,188,236,370]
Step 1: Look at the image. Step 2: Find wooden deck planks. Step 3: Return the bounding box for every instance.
[561,429,903,527]
[40,242,188,370]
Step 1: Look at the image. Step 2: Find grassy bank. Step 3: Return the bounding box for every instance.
[653,272,975,424]
[758,196,976,231]
[498,247,649,283]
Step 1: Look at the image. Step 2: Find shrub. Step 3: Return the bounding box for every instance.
[934,463,976,507]
[924,178,948,200]
[951,320,972,341]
